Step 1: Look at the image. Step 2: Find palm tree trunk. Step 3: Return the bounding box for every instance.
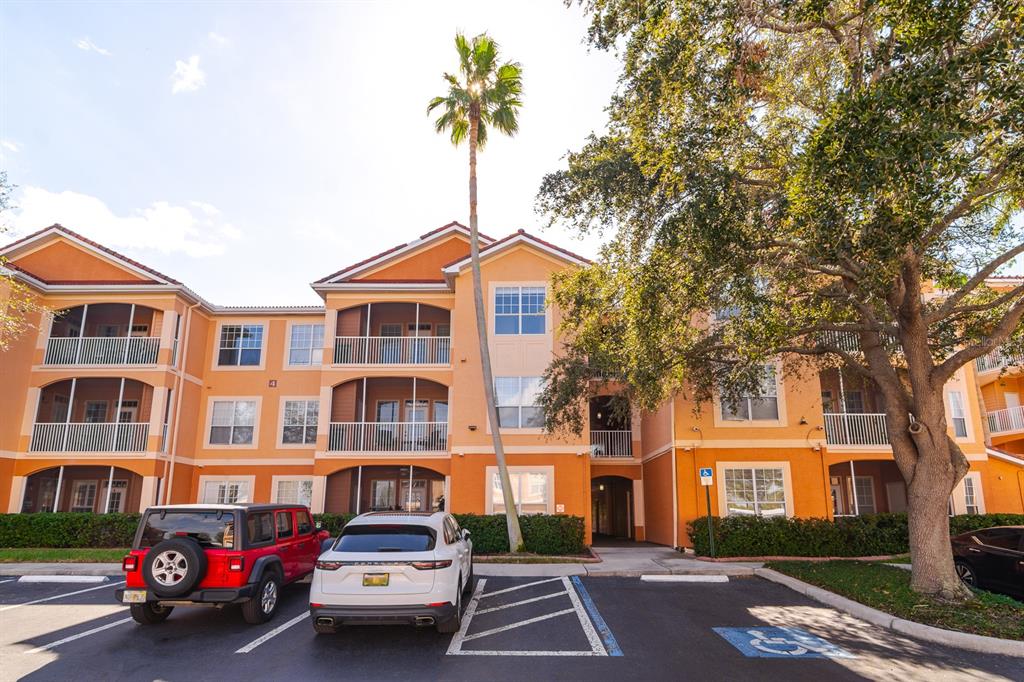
[468,104,525,552]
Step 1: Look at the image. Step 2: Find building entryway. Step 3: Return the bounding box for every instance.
[591,475,635,542]
[324,465,446,514]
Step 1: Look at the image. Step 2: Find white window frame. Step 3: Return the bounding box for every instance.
[286,322,325,368]
[716,462,793,518]
[84,400,109,423]
[952,471,985,515]
[101,479,128,513]
[214,322,266,369]
[485,465,554,515]
[494,286,546,335]
[715,363,785,426]
[852,476,876,514]
[205,397,261,448]
[271,476,315,508]
[494,376,544,429]
[278,397,320,447]
[947,390,969,439]
[70,480,98,513]
[199,476,255,504]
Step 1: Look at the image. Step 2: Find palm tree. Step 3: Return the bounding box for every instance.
[428,33,525,552]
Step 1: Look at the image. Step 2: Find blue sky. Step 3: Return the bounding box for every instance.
[0,1,620,304]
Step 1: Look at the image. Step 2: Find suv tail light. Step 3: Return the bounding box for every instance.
[411,560,452,570]
[316,560,342,571]
[122,555,138,572]
[228,556,245,572]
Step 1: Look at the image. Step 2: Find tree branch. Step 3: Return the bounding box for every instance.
[933,297,1024,384]
[926,242,1024,324]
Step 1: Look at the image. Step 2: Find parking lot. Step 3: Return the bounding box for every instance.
[1,574,1021,681]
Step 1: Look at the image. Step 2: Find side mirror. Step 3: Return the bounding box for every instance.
[315,521,323,530]
[461,528,471,540]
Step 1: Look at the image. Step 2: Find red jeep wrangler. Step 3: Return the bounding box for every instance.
[116,504,330,625]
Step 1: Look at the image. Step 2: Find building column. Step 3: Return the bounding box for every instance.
[632,478,645,540]
[139,476,159,511]
[311,475,327,514]
[148,386,169,451]
[7,477,26,513]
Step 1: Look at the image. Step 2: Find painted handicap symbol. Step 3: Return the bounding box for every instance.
[713,626,855,659]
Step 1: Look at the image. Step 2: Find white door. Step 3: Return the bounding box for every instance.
[885,482,908,513]
[1005,392,1020,408]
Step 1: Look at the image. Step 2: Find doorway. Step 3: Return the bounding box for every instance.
[591,476,634,541]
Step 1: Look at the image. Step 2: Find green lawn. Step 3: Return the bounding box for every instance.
[0,548,128,563]
[767,560,1024,641]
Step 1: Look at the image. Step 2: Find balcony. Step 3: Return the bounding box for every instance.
[824,413,890,446]
[987,405,1024,435]
[975,349,1024,374]
[328,422,448,452]
[30,422,149,452]
[333,302,450,366]
[44,303,160,366]
[590,430,633,458]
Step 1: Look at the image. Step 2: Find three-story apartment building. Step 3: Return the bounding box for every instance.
[1,223,1022,547]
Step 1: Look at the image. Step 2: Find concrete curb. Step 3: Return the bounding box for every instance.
[0,563,121,576]
[755,568,1024,658]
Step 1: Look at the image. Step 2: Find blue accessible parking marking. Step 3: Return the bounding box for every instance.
[713,627,854,659]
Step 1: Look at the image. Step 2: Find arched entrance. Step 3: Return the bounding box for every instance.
[591,476,634,541]
[325,465,446,514]
[22,466,144,513]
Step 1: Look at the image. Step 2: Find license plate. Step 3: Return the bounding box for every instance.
[363,573,389,587]
[123,590,147,603]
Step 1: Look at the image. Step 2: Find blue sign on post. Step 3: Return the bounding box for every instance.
[699,467,713,480]
[713,627,854,659]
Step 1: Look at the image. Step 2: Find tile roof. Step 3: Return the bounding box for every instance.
[442,228,592,270]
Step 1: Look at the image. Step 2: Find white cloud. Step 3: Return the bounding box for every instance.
[188,200,221,217]
[171,55,206,94]
[208,32,229,45]
[9,187,240,258]
[0,139,19,153]
[74,37,112,56]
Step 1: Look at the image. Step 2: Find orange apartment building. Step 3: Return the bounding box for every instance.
[1,223,1022,548]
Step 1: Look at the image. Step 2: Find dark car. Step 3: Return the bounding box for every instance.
[116,504,331,625]
[951,525,1024,600]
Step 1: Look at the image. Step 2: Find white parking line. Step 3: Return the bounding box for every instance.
[0,580,125,612]
[560,576,608,655]
[446,578,487,655]
[25,616,132,654]
[477,577,562,598]
[461,608,577,642]
[235,612,310,654]
[18,575,108,584]
[641,574,730,583]
[474,591,566,615]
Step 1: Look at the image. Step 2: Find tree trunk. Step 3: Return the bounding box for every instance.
[467,104,525,553]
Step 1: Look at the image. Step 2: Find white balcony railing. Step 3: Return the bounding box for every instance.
[817,330,900,353]
[590,430,633,458]
[987,406,1024,435]
[328,422,448,452]
[44,336,160,365]
[975,350,1024,374]
[823,413,890,446]
[30,422,150,452]
[333,336,451,365]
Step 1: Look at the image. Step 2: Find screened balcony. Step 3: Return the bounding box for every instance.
[333,303,450,366]
[819,369,891,446]
[328,377,448,453]
[30,378,154,453]
[589,396,633,458]
[975,348,1024,374]
[45,303,160,365]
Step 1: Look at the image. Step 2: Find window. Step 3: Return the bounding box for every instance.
[70,480,97,512]
[976,528,1023,550]
[495,377,544,428]
[371,480,396,510]
[724,467,786,517]
[171,315,181,367]
[276,511,294,539]
[102,480,128,513]
[495,286,545,335]
[721,365,779,421]
[84,401,108,423]
[853,476,876,514]
[948,391,968,438]
[336,525,436,552]
[963,476,979,515]
[844,391,865,414]
[296,510,314,535]
[288,324,324,366]
[276,478,314,507]
[202,480,249,504]
[143,511,237,549]
[282,400,318,445]
[210,400,256,445]
[247,512,274,544]
[218,324,264,366]
[433,400,449,424]
[490,469,551,514]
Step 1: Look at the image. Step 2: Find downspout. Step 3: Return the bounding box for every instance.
[164,302,199,504]
[670,399,678,550]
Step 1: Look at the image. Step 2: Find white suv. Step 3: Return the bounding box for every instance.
[309,512,473,634]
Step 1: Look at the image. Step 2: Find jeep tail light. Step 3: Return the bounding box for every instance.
[228,556,245,572]
[122,555,138,572]
[316,560,342,571]
[411,560,452,570]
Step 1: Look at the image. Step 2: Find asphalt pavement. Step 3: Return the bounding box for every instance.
[0,574,1020,681]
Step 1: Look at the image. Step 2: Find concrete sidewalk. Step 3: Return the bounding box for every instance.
[0,546,761,578]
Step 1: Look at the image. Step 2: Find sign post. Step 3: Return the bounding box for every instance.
[699,467,715,558]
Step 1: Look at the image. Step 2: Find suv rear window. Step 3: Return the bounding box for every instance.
[335,524,436,552]
[140,511,236,549]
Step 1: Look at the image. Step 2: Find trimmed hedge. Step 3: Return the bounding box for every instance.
[0,511,585,555]
[688,512,1024,558]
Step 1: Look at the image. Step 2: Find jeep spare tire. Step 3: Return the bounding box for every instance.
[143,538,207,598]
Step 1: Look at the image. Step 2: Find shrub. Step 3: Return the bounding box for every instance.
[312,513,356,536]
[687,512,1024,558]
[454,514,585,555]
[0,513,141,548]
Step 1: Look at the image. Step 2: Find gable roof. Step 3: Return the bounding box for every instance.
[1,224,183,285]
[441,229,591,275]
[313,221,494,285]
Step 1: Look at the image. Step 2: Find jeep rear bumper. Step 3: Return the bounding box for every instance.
[115,585,256,605]
[310,602,456,626]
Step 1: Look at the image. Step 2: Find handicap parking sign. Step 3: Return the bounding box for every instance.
[713,627,854,659]
[699,468,713,485]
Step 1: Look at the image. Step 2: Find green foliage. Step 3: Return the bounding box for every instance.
[688,513,1024,557]
[454,514,585,555]
[0,513,141,548]
[312,513,356,536]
